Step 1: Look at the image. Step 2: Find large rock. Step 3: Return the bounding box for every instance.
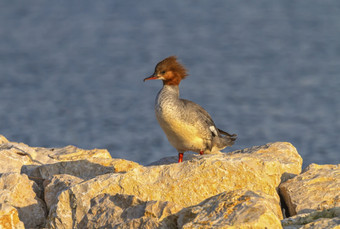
[281,207,340,229]
[44,174,84,211]
[78,193,182,228]
[177,189,283,228]
[0,142,38,174]
[0,173,46,228]
[40,159,141,210]
[27,158,141,181]
[34,145,112,162]
[0,138,140,182]
[96,158,141,173]
[30,160,115,180]
[279,164,340,216]
[0,135,9,144]
[0,140,113,175]
[47,142,302,228]
[0,203,25,229]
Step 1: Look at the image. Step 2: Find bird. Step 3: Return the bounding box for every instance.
[144,56,236,163]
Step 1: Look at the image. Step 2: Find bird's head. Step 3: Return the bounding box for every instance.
[144,56,188,85]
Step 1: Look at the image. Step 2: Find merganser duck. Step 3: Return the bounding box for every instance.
[144,56,237,163]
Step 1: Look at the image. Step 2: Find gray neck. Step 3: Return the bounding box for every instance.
[156,85,180,106]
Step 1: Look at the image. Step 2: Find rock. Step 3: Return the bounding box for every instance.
[0,135,9,144]
[0,203,25,229]
[92,158,141,173]
[44,174,84,211]
[177,189,283,228]
[41,158,141,212]
[279,164,340,216]
[0,140,113,175]
[0,173,46,228]
[281,207,340,229]
[78,193,182,228]
[0,137,140,181]
[34,145,112,162]
[0,142,39,174]
[28,158,141,181]
[30,160,116,180]
[47,142,302,228]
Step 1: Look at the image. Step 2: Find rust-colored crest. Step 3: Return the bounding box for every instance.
[156,56,188,80]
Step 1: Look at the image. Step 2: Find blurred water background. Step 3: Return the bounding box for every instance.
[0,1,339,167]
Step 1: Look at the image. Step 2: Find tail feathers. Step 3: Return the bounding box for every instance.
[217,128,237,138]
[211,129,237,151]
[224,136,236,147]
[218,128,237,146]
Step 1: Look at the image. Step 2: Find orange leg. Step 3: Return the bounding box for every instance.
[178,152,183,163]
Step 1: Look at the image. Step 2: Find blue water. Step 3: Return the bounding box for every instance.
[0,1,339,167]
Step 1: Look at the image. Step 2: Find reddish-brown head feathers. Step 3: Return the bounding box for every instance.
[144,56,188,85]
[155,56,187,80]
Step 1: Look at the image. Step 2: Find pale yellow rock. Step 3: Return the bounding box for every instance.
[88,158,141,173]
[0,140,112,173]
[301,218,340,229]
[177,189,283,228]
[31,160,116,180]
[0,173,46,228]
[0,135,9,144]
[44,174,84,211]
[280,163,340,216]
[78,193,181,228]
[48,142,302,228]
[0,203,25,229]
[0,136,139,179]
[0,142,39,174]
[282,207,340,229]
[27,158,141,185]
[34,145,111,162]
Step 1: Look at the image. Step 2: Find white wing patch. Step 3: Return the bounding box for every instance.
[209,126,218,137]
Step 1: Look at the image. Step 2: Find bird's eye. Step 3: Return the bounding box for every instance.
[161,70,166,74]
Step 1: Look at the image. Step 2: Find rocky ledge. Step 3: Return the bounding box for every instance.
[0,134,339,228]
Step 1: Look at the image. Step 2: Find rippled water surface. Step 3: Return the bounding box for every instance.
[0,1,339,166]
